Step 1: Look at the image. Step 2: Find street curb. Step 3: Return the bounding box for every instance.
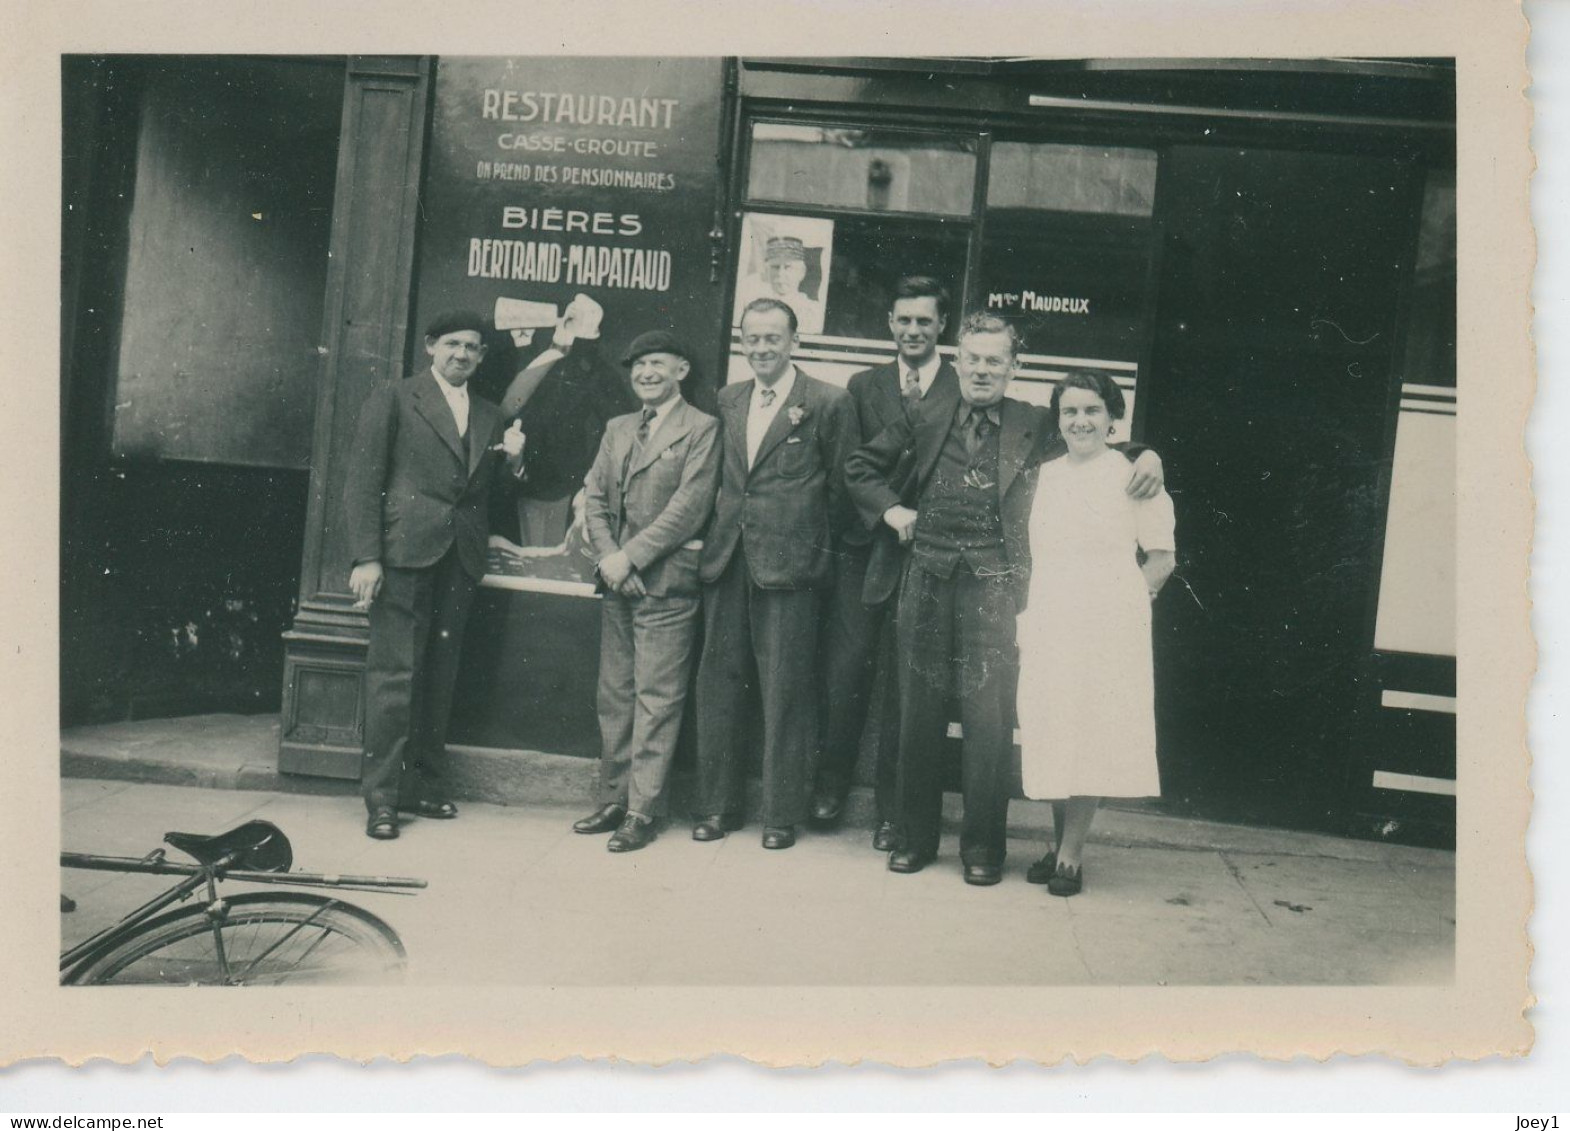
[60,724,1451,866]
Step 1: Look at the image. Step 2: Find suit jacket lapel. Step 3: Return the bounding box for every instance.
[914,375,962,488]
[465,398,499,481]
[412,377,466,465]
[720,384,750,478]
[751,367,808,473]
[628,398,694,479]
[998,397,1032,501]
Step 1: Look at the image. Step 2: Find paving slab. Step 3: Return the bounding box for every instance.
[58,778,1455,988]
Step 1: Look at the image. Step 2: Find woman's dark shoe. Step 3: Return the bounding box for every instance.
[366,807,399,840]
[1026,851,1059,885]
[1046,861,1084,897]
[692,813,743,842]
[574,803,627,834]
[399,798,458,819]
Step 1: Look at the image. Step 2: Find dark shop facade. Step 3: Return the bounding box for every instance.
[60,55,1458,843]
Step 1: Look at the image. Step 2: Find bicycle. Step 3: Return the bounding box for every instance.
[60,819,426,986]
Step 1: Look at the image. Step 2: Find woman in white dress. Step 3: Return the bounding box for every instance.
[1016,372,1176,897]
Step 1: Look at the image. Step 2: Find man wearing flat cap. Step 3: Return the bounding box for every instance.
[342,311,525,840]
[571,331,721,851]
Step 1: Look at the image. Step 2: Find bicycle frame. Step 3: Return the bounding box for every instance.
[60,849,427,977]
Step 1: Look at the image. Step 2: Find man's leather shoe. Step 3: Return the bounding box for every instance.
[399,798,458,819]
[808,789,845,826]
[573,803,627,835]
[887,850,932,874]
[761,825,796,850]
[366,807,399,841]
[963,863,1003,887]
[607,814,654,853]
[692,813,743,842]
[871,821,897,852]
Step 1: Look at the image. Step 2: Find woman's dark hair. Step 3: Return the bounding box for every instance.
[1049,371,1126,424]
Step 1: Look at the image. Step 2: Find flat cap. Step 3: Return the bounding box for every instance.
[621,329,693,365]
[424,309,490,339]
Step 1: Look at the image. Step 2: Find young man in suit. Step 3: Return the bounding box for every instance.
[343,311,525,840]
[693,298,858,850]
[571,331,721,852]
[810,275,960,850]
[845,313,1163,884]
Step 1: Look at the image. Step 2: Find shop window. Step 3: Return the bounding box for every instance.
[746,123,977,216]
[986,141,1157,217]
[728,209,970,384]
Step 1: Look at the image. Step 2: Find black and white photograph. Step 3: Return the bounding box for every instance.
[2,0,1538,1076]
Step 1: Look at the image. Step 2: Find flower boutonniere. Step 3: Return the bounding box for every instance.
[787,406,807,428]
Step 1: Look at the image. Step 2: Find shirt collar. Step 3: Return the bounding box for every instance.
[642,394,681,431]
[909,352,942,386]
[431,368,468,400]
[755,366,796,405]
[959,399,1001,428]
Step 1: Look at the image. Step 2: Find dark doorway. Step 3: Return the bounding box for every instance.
[1140,145,1422,832]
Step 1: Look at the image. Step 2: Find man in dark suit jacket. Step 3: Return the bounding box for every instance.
[343,311,525,840]
[846,312,1163,884]
[571,331,721,853]
[693,298,857,850]
[811,276,960,851]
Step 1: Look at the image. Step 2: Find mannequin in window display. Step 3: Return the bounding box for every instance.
[499,293,639,547]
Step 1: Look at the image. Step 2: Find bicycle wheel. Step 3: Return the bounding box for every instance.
[64,893,408,986]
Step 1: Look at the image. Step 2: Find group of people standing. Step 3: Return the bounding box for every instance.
[342,276,1175,897]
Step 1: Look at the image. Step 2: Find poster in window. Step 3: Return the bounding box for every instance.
[412,57,725,590]
[731,213,835,335]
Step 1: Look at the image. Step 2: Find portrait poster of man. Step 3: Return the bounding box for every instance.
[731,213,835,336]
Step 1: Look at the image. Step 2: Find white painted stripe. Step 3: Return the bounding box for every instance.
[1400,382,1457,398]
[729,332,1140,374]
[1372,770,1457,796]
[946,722,1025,743]
[1018,352,1139,372]
[1381,689,1458,714]
[480,574,599,598]
[1400,398,1457,414]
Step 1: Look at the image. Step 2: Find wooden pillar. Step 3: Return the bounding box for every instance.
[280,56,431,778]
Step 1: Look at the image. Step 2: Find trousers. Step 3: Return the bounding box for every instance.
[361,544,477,814]
[894,560,1018,866]
[595,590,701,819]
[695,554,820,827]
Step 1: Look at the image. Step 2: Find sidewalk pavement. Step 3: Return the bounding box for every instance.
[60,716,1455,985]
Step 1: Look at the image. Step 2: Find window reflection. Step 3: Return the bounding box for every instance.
[987,142,1157,217]
[747,122,977,216]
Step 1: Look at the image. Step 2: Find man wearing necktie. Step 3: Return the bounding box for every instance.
[572,331,720,852]
[693,297,857,849]
[846,312,1164,884]
[809,276,960,851]
[342,311,525,840]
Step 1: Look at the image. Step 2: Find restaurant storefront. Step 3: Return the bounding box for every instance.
[62,55,1457,843]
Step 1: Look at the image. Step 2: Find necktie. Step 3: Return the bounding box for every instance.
[622,407,658,491]
[965,408,995,462]
[902,368,921,399]
[759,387,777,408]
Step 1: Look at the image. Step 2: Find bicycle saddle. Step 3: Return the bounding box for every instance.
[164,820,293,872]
